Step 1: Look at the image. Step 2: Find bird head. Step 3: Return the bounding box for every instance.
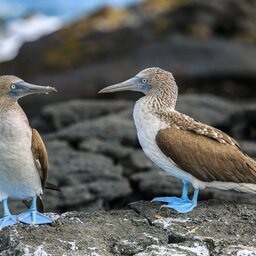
[98,67,178,98]
[0,75,57,100]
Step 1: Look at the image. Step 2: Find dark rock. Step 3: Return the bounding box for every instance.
[130,168,256,205]
[239,140,256,158]
[131,170,183,199]
[177,94,238,126]
[79,138,133,160]
[130,200,256,255]
[129,150,154,170]
[47,114,138,146]
[0,207,168,256]
[229,103,256,140]
[41,99,133,130]
[1,200,256,255]
[41,139,132,212]
[21,35,256,114]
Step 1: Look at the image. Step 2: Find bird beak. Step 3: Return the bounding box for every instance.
[99,77,145,93]
[12,81,57,99]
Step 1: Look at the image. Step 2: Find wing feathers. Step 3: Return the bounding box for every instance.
[156,127,256,183]
[31,128,48,189]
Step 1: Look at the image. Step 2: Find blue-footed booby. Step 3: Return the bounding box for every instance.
[99,67,256,213]
[0,75,57,228]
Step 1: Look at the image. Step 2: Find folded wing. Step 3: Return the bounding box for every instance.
[156,126,256,184]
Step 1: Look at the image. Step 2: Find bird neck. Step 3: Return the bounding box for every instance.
[0,98,23,114]
[144,87,177,113]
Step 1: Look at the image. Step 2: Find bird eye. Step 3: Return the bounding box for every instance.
[10,84,16,90]
[142,78,147,84]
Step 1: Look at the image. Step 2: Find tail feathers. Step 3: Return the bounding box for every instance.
[45,181,61,192]
[206,181,256,194]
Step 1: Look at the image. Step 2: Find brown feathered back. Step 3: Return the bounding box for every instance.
[156,127,256,183]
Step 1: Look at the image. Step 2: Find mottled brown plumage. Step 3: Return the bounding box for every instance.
[30,129,49,213]
[156,127,256,184]
[31,129,49,190]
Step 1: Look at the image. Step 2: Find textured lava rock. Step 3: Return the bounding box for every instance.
[1,200,256,255]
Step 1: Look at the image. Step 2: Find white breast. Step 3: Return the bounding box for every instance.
[0,106,42,200]
[133,98,204,188]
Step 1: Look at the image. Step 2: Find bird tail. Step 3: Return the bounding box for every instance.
[45,181,61,191]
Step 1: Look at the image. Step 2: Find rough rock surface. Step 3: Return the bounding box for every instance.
[1,200,256,255]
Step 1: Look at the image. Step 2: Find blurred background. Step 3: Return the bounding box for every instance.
[1,0,256,214]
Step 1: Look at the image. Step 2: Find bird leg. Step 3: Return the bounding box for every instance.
[17,196,53,225]
[0,198,17,228]
[162,187,199,213]
[152,181,190,204]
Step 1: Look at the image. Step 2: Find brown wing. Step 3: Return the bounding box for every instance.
[156,127,256,183]
[31,128,48,189]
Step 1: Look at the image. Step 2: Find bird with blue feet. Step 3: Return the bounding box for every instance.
[0,75,58,228]
[99,67,256,213]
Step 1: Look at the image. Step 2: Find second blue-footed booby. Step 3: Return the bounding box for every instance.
[0,75,57,228]
[99,67,256,213]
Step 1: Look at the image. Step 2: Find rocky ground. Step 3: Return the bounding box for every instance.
[5,95,256,215]
[1,200,256,255]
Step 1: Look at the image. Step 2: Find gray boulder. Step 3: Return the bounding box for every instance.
[42,99,133,130]
[177,94,238,126]
[41,139,132,212]
[47,114,137,147]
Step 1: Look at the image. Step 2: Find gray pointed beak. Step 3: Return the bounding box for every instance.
[99,77,144,94]
[10,81,57,99]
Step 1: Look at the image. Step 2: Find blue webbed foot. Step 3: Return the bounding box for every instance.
[152,182,190,205]
[17,210,53,225]
[0,215,17,229]
[162,188,200,214]
[162,200,197,213]
[17,196,54,225]
[0,198,17,228]
[152,196,189,204]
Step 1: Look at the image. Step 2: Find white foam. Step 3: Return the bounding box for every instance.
[0,14,62,62]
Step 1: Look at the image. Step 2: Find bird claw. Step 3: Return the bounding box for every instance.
[152,196,188,204]
[17,210,53,225]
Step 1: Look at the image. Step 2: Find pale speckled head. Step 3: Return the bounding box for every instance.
[99,67,177,96]
[135,67,177,96]
[0,75,57,100]
[99,67,178,108]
